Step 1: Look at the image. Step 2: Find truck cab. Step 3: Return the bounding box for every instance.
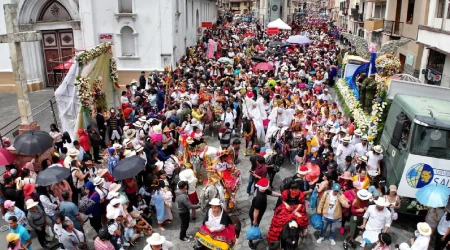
[380,80,450,214]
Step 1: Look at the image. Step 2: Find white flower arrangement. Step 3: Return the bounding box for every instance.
[336,78,387,142]
[75,76,94,111]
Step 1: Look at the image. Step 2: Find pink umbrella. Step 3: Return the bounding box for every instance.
[255,62,274,71]
[0,148,14,165]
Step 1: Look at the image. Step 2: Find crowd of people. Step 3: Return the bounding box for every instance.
[0,9,447,250]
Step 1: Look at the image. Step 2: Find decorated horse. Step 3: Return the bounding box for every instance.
[242,117,256,156]
[280,219,302,250]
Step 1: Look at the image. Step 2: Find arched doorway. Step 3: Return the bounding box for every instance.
[18,0,78,88]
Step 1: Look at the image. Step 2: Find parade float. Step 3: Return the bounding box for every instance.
[334,34,410,143]
[55,42,120,139]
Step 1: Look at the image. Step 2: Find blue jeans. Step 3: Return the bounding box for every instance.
[247,174,255,193]
[320,217,339,240]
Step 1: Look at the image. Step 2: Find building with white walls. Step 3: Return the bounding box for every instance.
[417,0,450,87]
[0,0,218,92]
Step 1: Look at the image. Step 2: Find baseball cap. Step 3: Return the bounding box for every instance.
[332,183,341,191]
[108,148,115,154]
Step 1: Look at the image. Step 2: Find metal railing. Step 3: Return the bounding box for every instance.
[383,20,403,37]
[0,97,61,140]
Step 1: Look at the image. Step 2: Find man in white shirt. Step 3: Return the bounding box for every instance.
[318,88,333,102]
[221,106,237,130]
[336,136,356,169]
[366,145,383,174]
[355,136,370,157]
[409,222,431,250]
[435,211,450,250]
[189,89,199,106]
[361,197,391,233]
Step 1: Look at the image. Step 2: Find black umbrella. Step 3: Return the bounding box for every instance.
[269,41,282,47]
[112,155,146,180]
[36,165,70,186]
[251,56,267,62]
[13,130,54,155]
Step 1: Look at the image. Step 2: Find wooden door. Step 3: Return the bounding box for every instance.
[42,30,74,87]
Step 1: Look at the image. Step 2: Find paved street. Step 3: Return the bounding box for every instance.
[0,88,423,250]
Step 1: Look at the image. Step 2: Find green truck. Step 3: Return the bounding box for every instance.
[379,80,450,213]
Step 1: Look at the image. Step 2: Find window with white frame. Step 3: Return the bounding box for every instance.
[437,0,445,18]
[373,2,386,19]
[121,26,135,56]
[119,0,133,13]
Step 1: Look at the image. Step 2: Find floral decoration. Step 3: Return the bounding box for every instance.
[74,76,94,111]
[335,78,387,143]
[77,42,112,67]
[109,56,120,89]
[375,54,401,78]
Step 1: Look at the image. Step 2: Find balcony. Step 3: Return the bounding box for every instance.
[383,20,403,37]
[364,18,384,31]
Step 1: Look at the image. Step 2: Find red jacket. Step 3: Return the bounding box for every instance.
[79,134,90,151]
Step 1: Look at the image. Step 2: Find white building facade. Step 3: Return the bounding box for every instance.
[0,0,218,91]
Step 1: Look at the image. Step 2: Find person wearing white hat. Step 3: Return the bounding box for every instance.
[336,136,355,169]
[408,222,431,250]
[93,177,108,200]
[318,88,332,102]
[354,135,370,157]
[366,145,383,174]
[343,189,372,249]
[360,197,392,234]
[143,233,174,250]
[26,198,49,248]
[351,128,363,146]
[105,208,126,249]
[179,169,199,221]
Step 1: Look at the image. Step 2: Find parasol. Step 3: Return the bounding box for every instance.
[112,155,146,180]
[251,56,267,62]
[286,35,311,45]
[416,183,450,208]
[255,62,274,71]
[13,130,54,155]
[0,148,14,165]
[36,165,70,186]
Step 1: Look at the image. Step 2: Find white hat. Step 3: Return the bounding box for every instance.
[146,233,166,245]
[108,183,121,193]
[354,128,363,136]
[139,117,147,123]
[357,189,372,200]
[93,177,104,186]
[124,129,136,139]
[25,199,39,210]
[417,222,432,236]
[134,145,144,152]
[179,169,196,184]
[342,136,351,143]
[106,208,120,220]
[324,88,329,92]
[155,161,164,171]
[122,138,132,146]
[107,191,120,200]
[68,148,79,156]
[133,121,143,128]
[373,145,383,154]
[131,79,137,84]
[153,124,162,134]
[209,198,221,206]
[374,197,390,207]
[113,143,122,149]
[361,135,368,141]
[191,118,200,127]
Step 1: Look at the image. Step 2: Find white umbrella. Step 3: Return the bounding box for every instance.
[267,18,292,30]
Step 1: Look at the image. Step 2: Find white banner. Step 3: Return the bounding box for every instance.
[398,154,450,198]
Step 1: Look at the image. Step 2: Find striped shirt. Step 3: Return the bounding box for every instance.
[94,237,115,250]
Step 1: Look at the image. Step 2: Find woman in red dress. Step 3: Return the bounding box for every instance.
[267,182,309,243]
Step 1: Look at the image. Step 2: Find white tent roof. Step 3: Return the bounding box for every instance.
[267,18,292,30]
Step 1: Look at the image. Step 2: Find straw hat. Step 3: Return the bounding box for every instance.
[191,118,200,127]
[124,129,136,139]
[131,79,137,84]
[155,161,164,171]
[97,169,108,178]
[209,198,221,206]
[6,233,19,243]
[354,128,363,136]
[68,148,79,156]
[357,189,372,200]
[134,145,144,152]
[179,169,196,184]
[93,177,104,186]
[417,222,432,236]
[341,136,351,143]
[106,208,120,220]
[133,121,143,128]
[25,199,39,210]
[146,233,166,245]
[339,171,353,180]
[113,143,122,149]
[373,145,383,154]
[122,138,132,146]
[139,117,147,123]
[109,183,121,193]
[358,156,368,163]
[361,135,368,141]
[374,197,390,207]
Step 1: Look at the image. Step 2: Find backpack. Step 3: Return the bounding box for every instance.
[78,191,97,214]
[67,166,78,191]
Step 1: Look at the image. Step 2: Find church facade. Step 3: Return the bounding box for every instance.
[0,0,218,91]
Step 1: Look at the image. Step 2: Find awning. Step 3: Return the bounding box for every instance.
[54,57,75,71]
[267,18,292,30]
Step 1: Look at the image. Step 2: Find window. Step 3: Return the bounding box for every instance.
[120,26,135,56]
[437,0,445,18]
[244,2,247,7]
[119,0,133,13]
[406,0,414,24]
[427,49,446,73]
[411,124,450,160]
[373,2,386,19]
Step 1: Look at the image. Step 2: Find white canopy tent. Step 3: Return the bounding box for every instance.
[267,18,292,30]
